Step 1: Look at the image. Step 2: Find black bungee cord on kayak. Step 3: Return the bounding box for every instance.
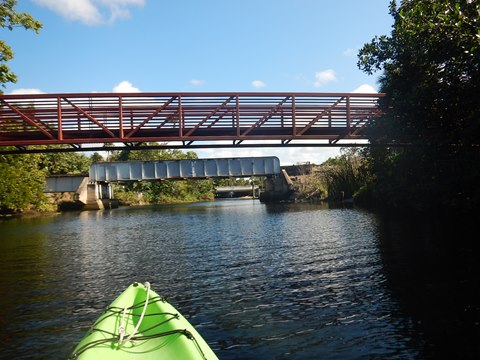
[88,312,180,337]
[69,329,208,360]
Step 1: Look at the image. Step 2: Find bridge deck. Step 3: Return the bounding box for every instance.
[44,175,88,193]
[0,92,383,153]
[90,156,281,182]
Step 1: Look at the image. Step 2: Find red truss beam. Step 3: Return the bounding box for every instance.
[0,92,384,151]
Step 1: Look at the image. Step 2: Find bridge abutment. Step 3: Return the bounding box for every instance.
[259,170,294,203]
[46,176,117,211]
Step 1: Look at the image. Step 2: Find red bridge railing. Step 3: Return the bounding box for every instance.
[0,92,384,152]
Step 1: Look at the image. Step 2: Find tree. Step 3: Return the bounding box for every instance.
[0,152,46,213]
[320,148,367,201]
[0,0,42,88]
[357,0,480,213]
[90,152,105,163]
[0,148,96,213]
[39,152,91,175]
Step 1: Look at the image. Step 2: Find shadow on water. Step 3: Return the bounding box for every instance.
[0,202,479,359]
[376,215,480,359]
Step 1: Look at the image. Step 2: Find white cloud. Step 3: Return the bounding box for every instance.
[285,147,340,165]
[352,84,377,93]
[197,148,267,159]
[8,88,45,95]
[31,0,144,25]
[100,0,145,22]
[314,69,336,88]
[342,48,356,57]
[252,80,266,89]
[190,79,204,86]
[113,80,140,92]
[195,144,341,166]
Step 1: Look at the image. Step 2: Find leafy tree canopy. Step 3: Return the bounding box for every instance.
[90,152,105,163]
[39,152,91,175]
[358,0,479,145]
[0,0,42,88]
[357,0,480,213]
[0,152,46,212]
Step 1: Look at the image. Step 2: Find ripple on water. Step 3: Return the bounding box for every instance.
[0,202,421,359]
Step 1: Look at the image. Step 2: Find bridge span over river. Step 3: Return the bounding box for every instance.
[0,92,384,154]
[45,157,291,209]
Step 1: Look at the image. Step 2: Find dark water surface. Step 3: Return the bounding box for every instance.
[0,200,478,359]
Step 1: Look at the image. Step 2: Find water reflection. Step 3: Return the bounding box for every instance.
[1,201,463,359]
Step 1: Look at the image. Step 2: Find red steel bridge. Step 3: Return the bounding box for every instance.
[0,92,384,154]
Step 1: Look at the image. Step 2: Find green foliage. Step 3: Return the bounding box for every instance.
[0,0,42,87]
[357,0,480,213]
[146,180,214,204]
[213,178,251,187]
[39,152,91,175]
[320,148,368,201]
[90,152,105,163]
[0,148,98,213]
[0,152,46,213]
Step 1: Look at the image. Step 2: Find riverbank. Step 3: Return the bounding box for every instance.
[0,192,215,218]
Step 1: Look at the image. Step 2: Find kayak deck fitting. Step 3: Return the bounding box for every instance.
[69,282,218,360]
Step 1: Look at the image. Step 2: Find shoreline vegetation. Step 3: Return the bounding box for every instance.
[1,144,478,229]
[1,145,477,223]
[0,146,369,218]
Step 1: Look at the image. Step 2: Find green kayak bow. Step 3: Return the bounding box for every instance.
[69,282,218,360]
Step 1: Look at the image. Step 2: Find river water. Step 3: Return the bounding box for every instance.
[0,200,478,359]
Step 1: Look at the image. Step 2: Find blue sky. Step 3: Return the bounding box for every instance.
[4,0,393,164]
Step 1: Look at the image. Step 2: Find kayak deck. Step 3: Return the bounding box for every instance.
[69,282,218,360]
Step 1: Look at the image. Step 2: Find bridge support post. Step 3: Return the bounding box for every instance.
[75,182,117,210]
[98,182,118,209]
[259,170,294,203]
[82,183,105,210]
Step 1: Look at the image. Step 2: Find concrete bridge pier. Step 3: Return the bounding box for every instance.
[80,183,104,210]
[97,182,118,209]
[259,170,294,203]
[75,181,116,210]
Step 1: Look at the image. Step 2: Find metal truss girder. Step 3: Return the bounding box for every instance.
[89,156,281,182]
[0,98,56,140]
[0,92,384,151]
